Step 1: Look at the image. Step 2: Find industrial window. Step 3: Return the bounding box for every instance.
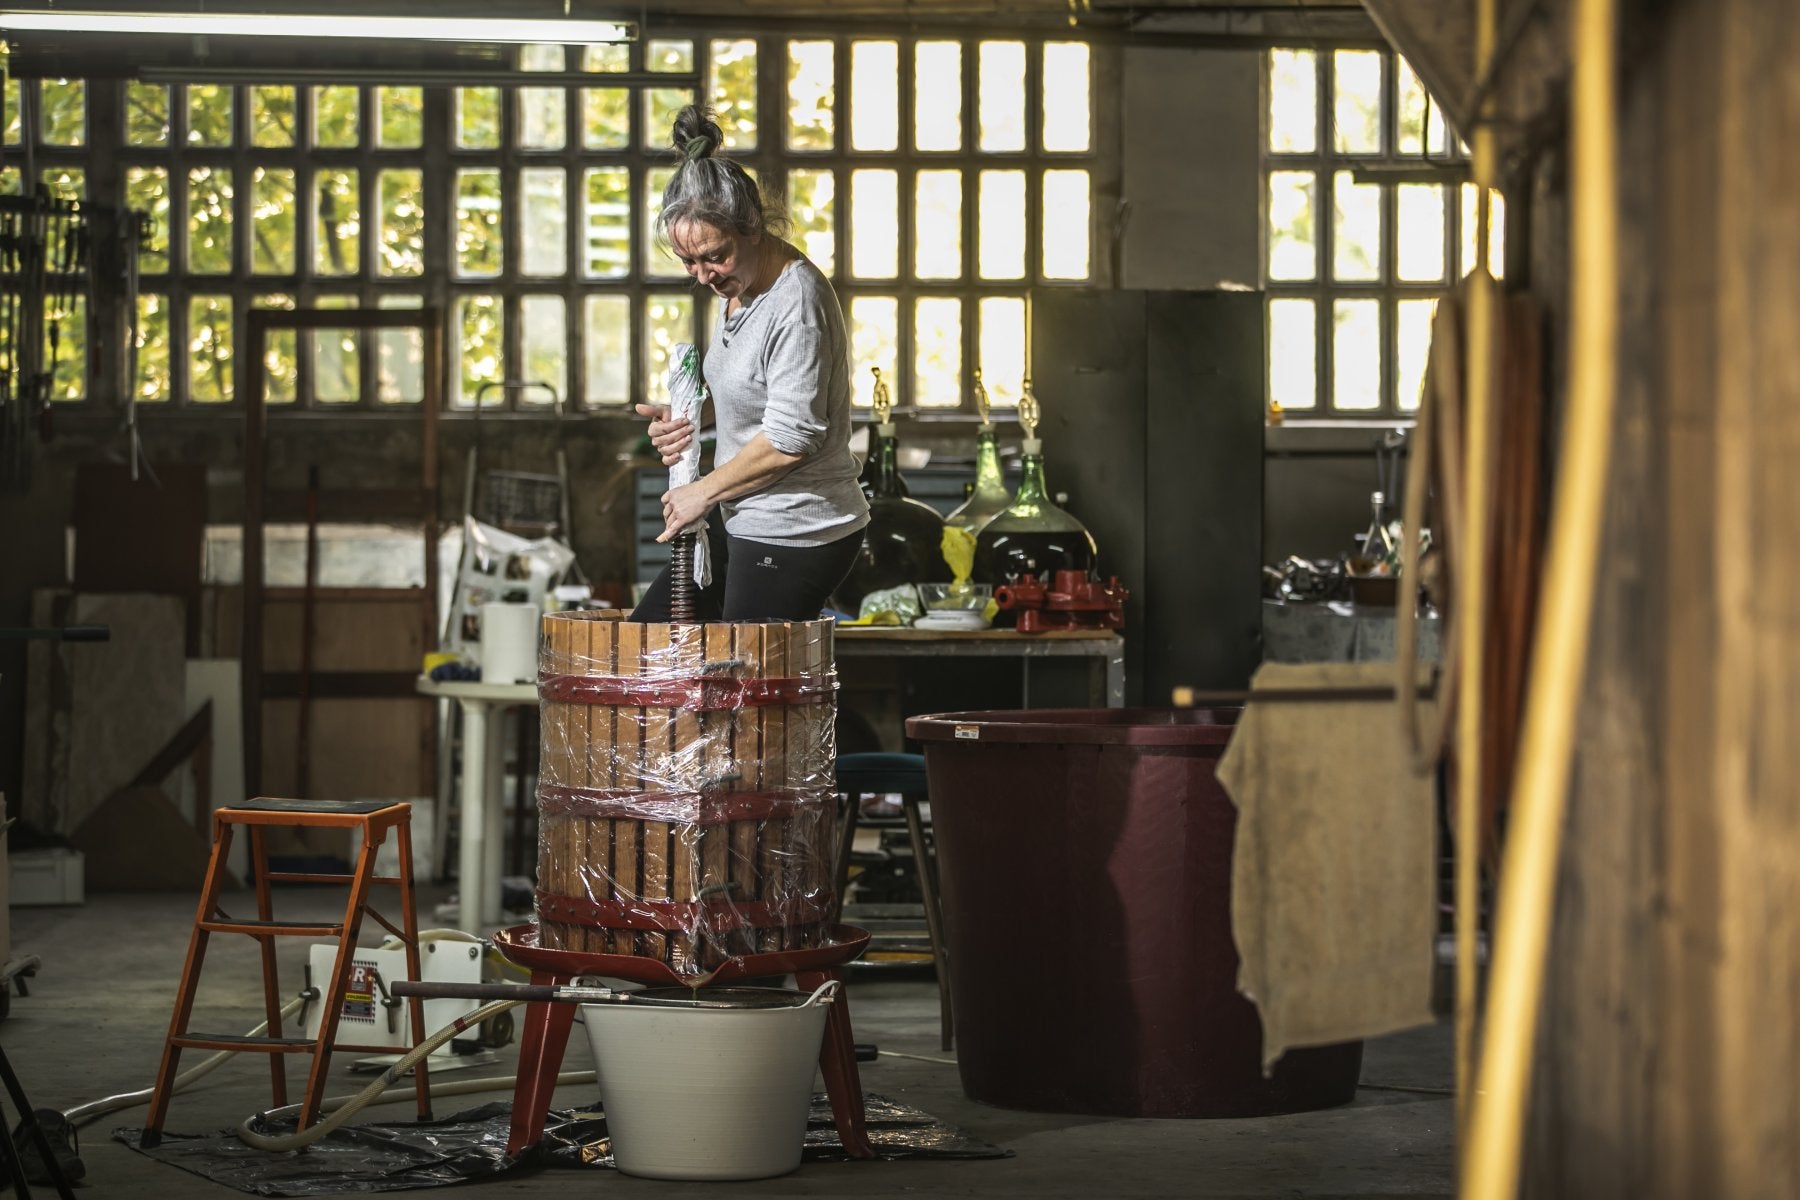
[1263,47,1504,419]
[18,32,1093,413]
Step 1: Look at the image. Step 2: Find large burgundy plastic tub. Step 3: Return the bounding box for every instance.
[904,707,1362,1119]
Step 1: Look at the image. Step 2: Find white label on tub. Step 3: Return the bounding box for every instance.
[954,725,980,740]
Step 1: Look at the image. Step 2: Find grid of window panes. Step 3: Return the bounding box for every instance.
[1264,47,1503,418]
[16,34,1093,411]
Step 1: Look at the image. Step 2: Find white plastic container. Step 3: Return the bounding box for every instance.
[581,982,836,1181]
[478,602,540,684]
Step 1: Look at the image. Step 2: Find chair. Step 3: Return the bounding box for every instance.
[141,798,431,1146]
[833,751,951,1051]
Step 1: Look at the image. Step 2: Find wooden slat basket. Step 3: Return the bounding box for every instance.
[535,612,838,974]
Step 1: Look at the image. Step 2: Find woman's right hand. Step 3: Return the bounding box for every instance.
[634,403,694,467]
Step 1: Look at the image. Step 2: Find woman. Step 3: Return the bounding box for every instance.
[631,105,869,622]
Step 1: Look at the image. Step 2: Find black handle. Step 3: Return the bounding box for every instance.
[389,980,557,1003]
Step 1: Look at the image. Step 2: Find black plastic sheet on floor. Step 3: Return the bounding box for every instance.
[116,1094,1009,1196]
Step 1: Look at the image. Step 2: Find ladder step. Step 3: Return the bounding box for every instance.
[174,1033,319,1053]
[198,919,345,937]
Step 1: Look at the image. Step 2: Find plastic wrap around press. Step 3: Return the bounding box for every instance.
[536,612,839,974]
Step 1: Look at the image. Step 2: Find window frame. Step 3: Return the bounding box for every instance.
[1261,45,1480,422]
[17,27,1107,416]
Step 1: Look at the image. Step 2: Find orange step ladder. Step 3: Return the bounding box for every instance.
[140,798,432,1146]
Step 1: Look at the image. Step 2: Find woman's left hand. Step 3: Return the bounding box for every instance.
[657,481,713,543]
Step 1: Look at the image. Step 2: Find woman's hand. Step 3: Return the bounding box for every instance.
[657,480,714,543]
[634,402,694,467]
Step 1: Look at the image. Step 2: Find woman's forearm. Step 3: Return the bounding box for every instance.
[698,432,805,505]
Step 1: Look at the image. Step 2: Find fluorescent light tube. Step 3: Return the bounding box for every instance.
[0,10,635,43]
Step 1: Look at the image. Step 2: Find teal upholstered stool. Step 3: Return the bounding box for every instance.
[834,752,950,1050]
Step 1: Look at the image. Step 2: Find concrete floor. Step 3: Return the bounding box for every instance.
[3,888,1454,1198]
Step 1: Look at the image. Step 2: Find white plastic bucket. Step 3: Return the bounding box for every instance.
[580,981,837,1181]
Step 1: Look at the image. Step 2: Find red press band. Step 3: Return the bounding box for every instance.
[536,784,831,823]
[535,891,836,933]
[539,673,836,710]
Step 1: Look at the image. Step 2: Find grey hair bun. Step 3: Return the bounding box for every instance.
[672,105,723,160]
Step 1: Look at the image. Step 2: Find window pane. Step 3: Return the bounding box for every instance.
[41,79,84,145]
[786,40,834,151]
[913,297,962,408]
[253,294,298,406]
[521,43,563,72]
[1332,299,1381,411]
[649,39,694,72]
[250,86,293,147]
[251,167,296,275]
[379,169,424,277]
[1042,42,1090,152]
[1268,49,1316,153]
[188,84,232,147]
[379,87,422,148]
[644,166,682,279]
[644,291,696,409]
[788,167,835,274]
[136,294,171,402]
[519,88,566,150]
[978,169,1026,280]
[1269,298,1317,411]
[1396,183,1446,282]
[851,41,899,152]
[976,41,1027,153]
[521,167,567,277]
[1396,58,1449,156]
[914,169,962,280]
[1397,298,1437,412]
[3,79,18,145]
[914,41,962,152]
[188,168,233,275]
[1333,50,1383,153]
[126,168,171,274]
[1332,169,1382,281]
[1042,169,1089,280]
[312,295,361,405]
[584,44,629,72]
[460,294,503,405]
[850,296,898,407]
[583,88,630,149]
[313,85,359,148]
[455,169,503,278]
[850,169,898,279]
[1268,170,1317,281]
[189,295,233,402]
[375,294,424,405]
[521,295,567,403]
[126,82,169,145]
[315,169,360,276]
[583,167,631,278]
[456,88,500,149]
[41,167,82,202]
[1461,183,1507,278]
[47,295,85,400]
[710,38,758,150]
[643,88,697,151]
[978,296,1025,408]
[584,295,631,406]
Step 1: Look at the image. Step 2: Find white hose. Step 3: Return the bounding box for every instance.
[63,997,309,1128]
[63,929,493,1130]
[235,999,523,1152]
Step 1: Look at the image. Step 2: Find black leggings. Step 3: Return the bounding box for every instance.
[630,528,865,622]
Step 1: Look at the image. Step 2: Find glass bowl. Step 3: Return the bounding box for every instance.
[917,582,993,611]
